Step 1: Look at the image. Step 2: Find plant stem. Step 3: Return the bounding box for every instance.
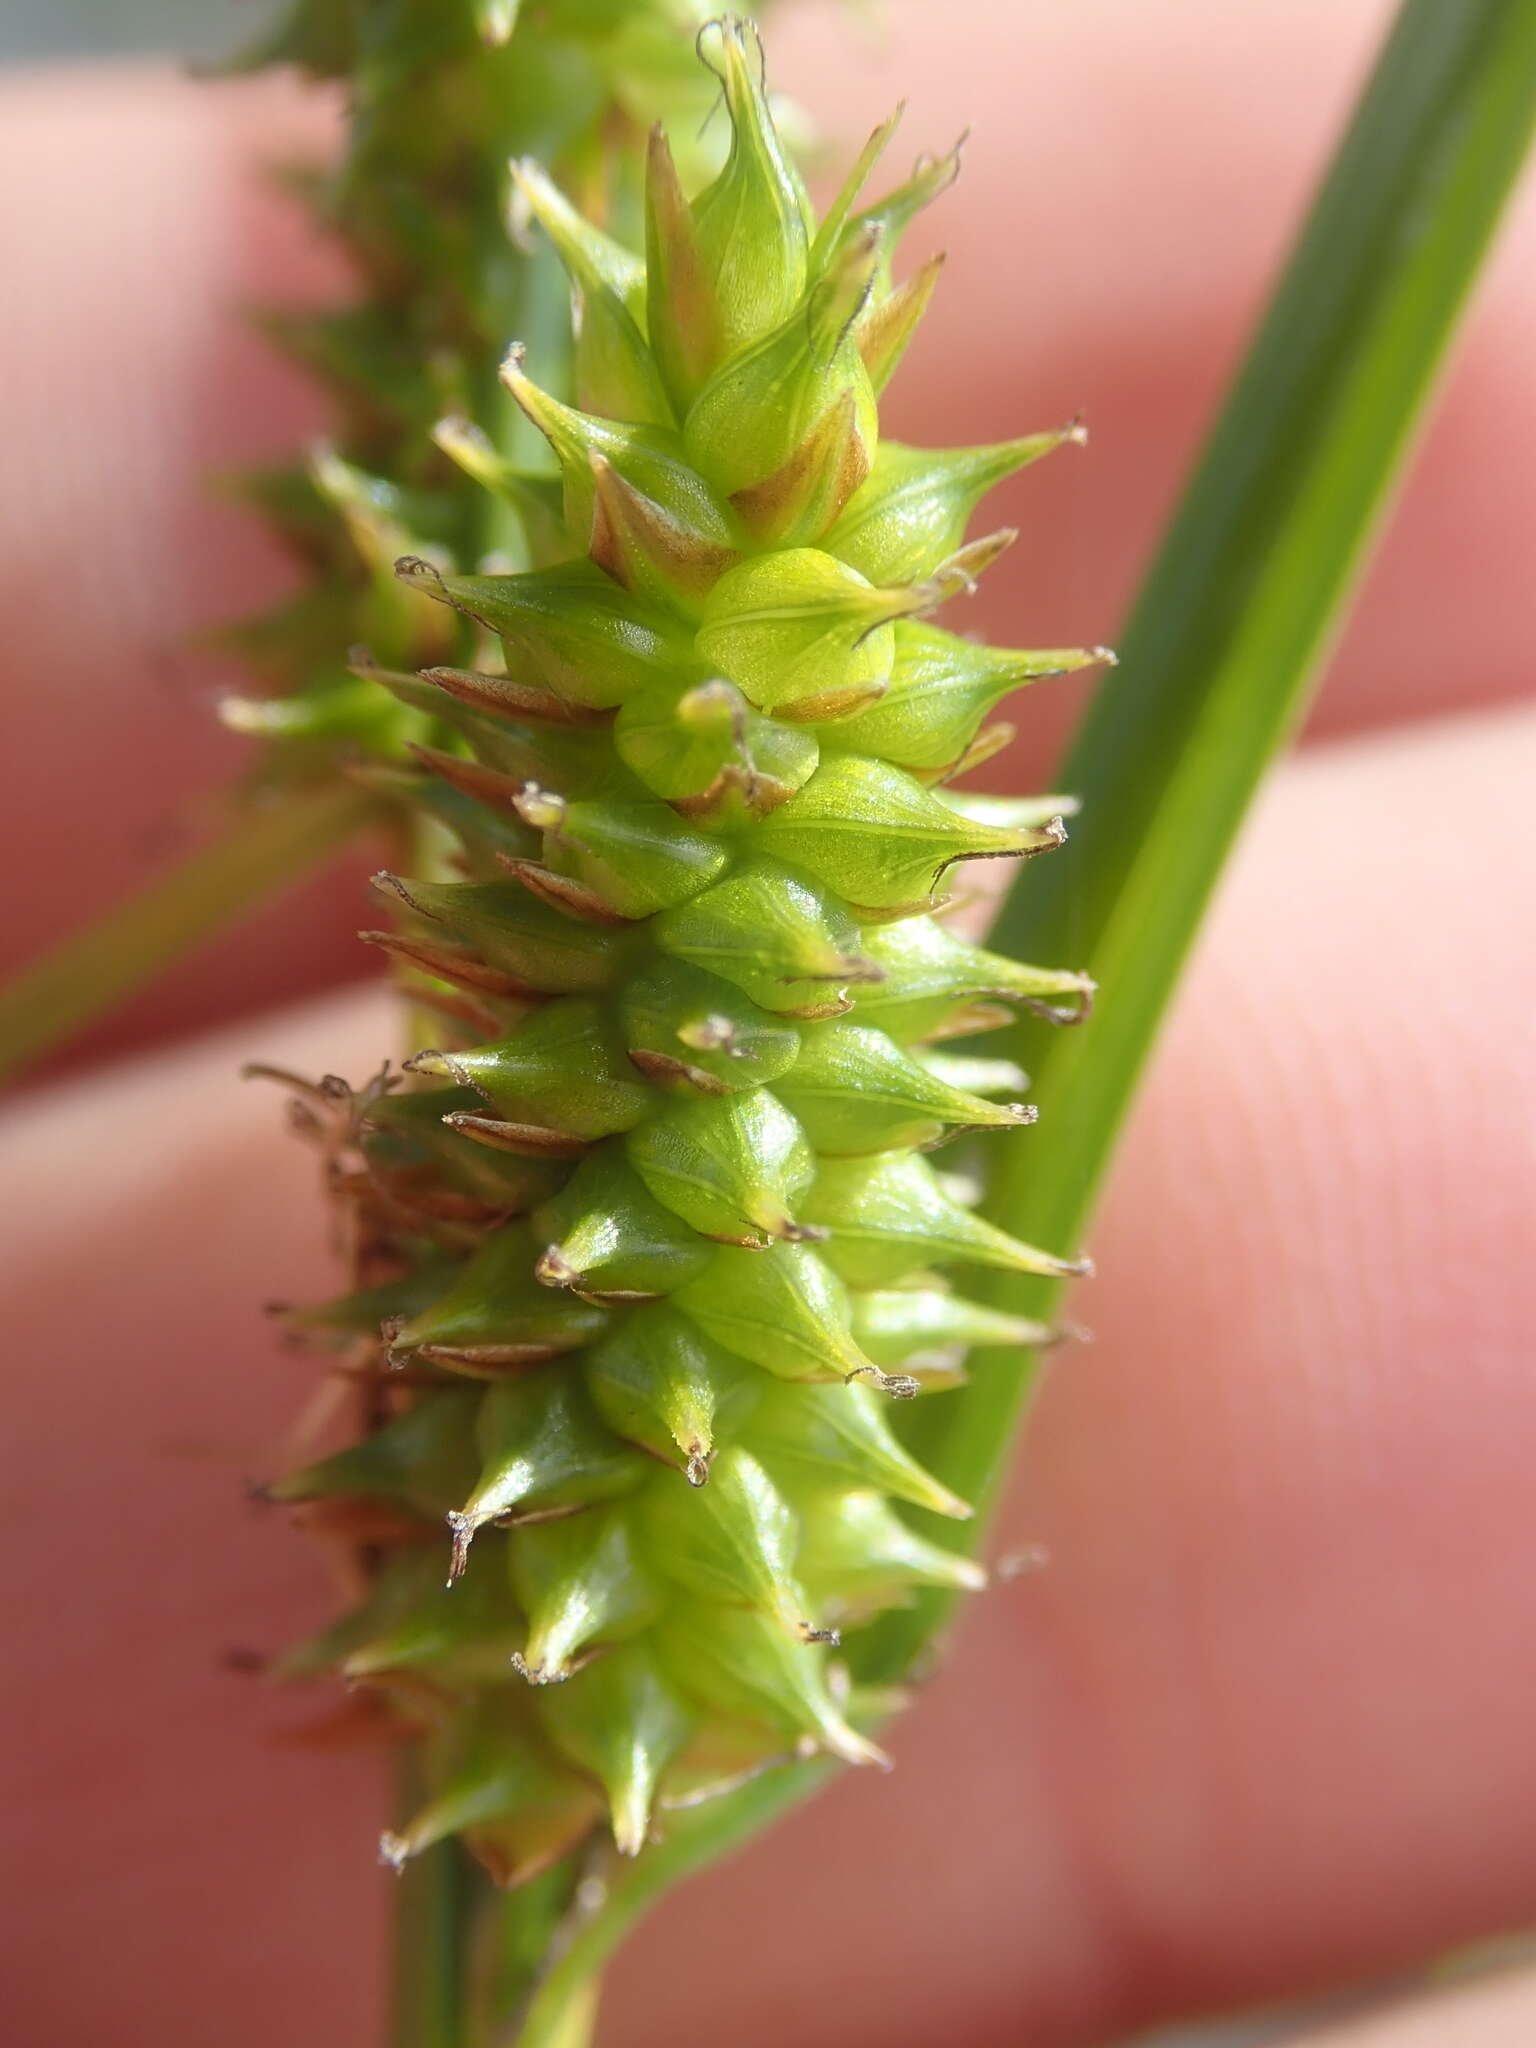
[384,101,585,2048]
[0,784,372,1084]
[391,1754,480,2048]
[510,1766,835,2048]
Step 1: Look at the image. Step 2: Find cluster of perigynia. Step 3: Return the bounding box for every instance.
[270,14,1105,1885]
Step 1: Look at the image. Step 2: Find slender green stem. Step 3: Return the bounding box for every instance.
[511,1766,834,2048]
[386,121,585,2048]
[0,784,373,1084]
[391,1755,481,2048]
[504,1973,600,2048]
[860,0,1536,1680]
[389,839,499,2046]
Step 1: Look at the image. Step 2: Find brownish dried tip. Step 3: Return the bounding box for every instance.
[846,1366,922,1400]
[497,856,635,927]
[628,1047,730,1095]
[421,665,607,726]
[407,742,530,813]
[445,1511,476,1584]
[359,929,532,999]
[393,555,447,598]
[416,1342,565,1371]
[1019,976,1096,1026]
[441,1112,593,1160]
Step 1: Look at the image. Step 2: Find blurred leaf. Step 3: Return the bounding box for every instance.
[0,786,374,1083]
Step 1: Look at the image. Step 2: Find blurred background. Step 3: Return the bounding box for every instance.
[1,0,247,62]
[2,8,1532,2045]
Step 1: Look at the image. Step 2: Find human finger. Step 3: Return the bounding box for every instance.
[1289,1965,1536,2048]
[2,706,1532,2044]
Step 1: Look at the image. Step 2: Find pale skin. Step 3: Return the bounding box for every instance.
[2,2,1534,2043]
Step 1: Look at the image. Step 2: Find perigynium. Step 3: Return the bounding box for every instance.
[264,13,1106,1888]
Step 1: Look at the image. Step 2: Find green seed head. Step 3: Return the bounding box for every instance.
[269,11,1097,1884]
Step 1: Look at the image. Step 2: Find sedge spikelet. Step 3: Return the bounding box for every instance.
[266,14,1104,1884]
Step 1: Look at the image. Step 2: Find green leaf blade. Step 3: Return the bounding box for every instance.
[856,0,1536,1683]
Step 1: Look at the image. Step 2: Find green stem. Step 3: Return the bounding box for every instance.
[386,115,585,2048]
[391,1754,482,2048]
[0,784,373,1085]
[389,818,498,2046]
[511,1765,834,2048]
[862,0,1536,1679]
